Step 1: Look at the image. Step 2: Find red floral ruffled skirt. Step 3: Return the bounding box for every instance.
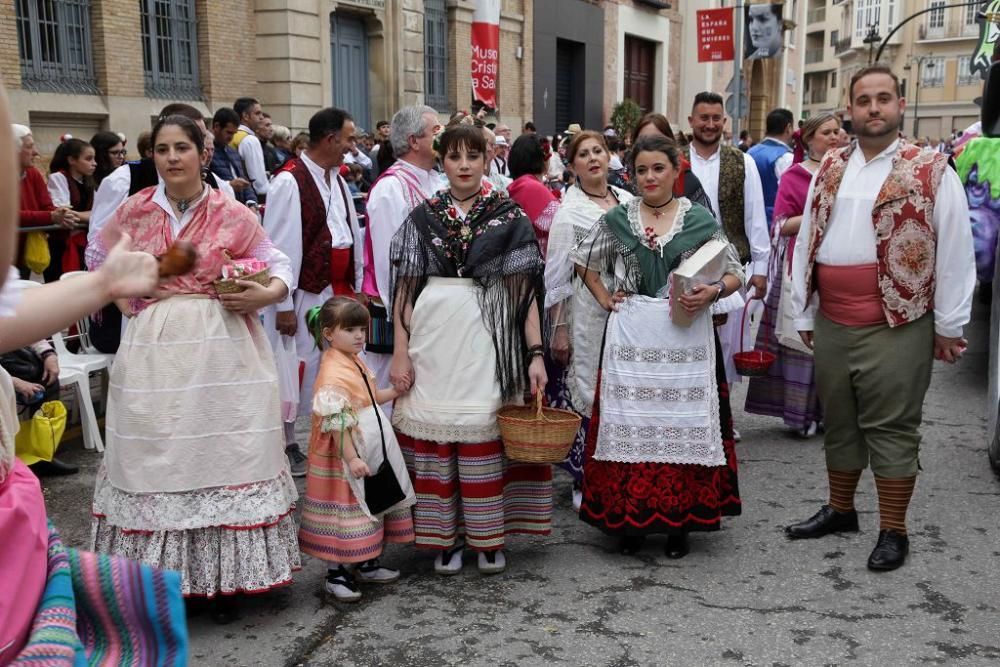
[579,336,741,536]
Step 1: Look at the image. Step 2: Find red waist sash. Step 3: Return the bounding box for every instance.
[815,263,886,327]
[330,248,355,297]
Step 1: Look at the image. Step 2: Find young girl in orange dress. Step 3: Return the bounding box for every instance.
[299,297,415,602]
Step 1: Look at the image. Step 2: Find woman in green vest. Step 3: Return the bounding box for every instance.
[573,135,745,558]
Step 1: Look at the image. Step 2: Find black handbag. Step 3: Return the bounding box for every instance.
[353,360,405,515]
[0,347,45,384]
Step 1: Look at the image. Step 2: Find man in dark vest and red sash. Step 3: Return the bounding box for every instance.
[262,107,363,475]
[787,65,974,571]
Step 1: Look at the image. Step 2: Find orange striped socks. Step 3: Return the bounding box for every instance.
[874,475,916,534]
[828,468,863,513]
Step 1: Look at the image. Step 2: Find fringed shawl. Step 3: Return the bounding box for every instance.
[390,188,545,401]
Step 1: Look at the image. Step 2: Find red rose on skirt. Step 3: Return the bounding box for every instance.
[627,476,654,500]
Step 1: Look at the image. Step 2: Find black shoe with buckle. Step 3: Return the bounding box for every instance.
[785,505,859,540]
[867,530,909,571]
[285,444,307,477]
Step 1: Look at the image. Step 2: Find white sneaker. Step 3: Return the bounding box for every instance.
[325,566,362,602]
[477,549,506,575]
[355,558,400,584]
[732,428,742,442]
[572,488,583,512]
[434,542,465,575]
[801,421,818,438]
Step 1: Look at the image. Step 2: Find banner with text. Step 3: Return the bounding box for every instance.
[697,8,735,63]
[472,0,501,109]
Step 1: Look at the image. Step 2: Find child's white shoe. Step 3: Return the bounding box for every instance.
[355,558,400,584]
[325,566,362,602]
[477,549,506,575]
[434,541,465,575]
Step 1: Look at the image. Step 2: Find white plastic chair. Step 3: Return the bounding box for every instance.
[14,279,105,451]
[58,271,116,366]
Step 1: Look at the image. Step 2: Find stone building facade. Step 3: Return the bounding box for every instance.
[1,0,534,160]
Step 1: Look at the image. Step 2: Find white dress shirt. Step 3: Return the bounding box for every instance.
[262,150,364,311]
[344,150,373,170]
[546,153,565,181]
[365,158,440,305]
[688,144,770,276]
[791,140,975,338]
[87,164,236,258]
[237,124,269,197]
[46,171,72,207]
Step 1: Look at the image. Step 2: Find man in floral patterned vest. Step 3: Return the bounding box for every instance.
[786,65,975,571]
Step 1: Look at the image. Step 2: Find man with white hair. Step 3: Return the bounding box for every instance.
[362,105,442,394]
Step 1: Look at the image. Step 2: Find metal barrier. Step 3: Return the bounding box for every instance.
[18,224,87,234]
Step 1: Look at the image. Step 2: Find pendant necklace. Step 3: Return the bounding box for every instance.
[643,196,674,219]
[166,187,202,214]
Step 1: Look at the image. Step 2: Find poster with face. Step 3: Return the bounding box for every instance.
[745,3,784,59]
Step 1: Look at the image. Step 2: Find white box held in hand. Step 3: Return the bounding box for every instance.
[670,238,731,327]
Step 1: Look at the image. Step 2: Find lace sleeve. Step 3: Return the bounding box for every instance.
[85,232,110,271]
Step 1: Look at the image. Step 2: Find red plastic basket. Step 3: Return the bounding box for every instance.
[732,298,775,377]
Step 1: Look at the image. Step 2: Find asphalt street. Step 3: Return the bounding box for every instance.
[42,303,1000,666]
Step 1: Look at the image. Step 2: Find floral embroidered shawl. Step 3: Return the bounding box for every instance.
[390,187,545,401]
[100,186,264,309]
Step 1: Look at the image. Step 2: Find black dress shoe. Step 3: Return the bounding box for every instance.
[785,505,859,540]
[619,535,645,555]
[867,530,909,571]
[29,457,80,477]
[665,533,689,559]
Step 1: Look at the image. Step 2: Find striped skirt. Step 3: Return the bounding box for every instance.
[299,419,414,564]
[744,259,822,430]
[396,434,553,551]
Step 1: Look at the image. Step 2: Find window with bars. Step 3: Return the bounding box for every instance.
[855,0,881,38]
[927,1,945,29]
[920,56,945,87]
[16,0,98,93]
[957,56,977,86]
[140,0,201,100]
[424,0,449,110]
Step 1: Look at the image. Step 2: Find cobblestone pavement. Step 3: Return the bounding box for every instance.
[43,305,1000,666]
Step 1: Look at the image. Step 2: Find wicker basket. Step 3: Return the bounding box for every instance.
[497,392,581,464]
[733,299,775,376]
[213,269,270,295]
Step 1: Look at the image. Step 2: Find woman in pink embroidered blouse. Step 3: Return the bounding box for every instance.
[87,114,299,623]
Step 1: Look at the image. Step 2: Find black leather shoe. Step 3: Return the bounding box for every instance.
[29,457,80,477]
[665,533,689,559]
[867,530,909,571]
[619,535,645,555]
[785,505,859,539]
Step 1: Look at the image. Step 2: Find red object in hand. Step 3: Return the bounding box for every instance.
[158,240,197,278]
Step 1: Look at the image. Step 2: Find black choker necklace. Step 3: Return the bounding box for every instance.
[449,189,479,203]
[643,196,675,219]
[580,185,612,200]
[166,186,203,214]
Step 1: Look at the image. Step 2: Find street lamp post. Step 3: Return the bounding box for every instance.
[863,24,881,64]
[904,54,936,140]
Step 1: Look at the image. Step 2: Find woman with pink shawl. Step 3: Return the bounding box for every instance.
[506,134,560,256]
[86,115,299,623]
[745,114,841,436]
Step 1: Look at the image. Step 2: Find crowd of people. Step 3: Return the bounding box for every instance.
[1,63,977,661]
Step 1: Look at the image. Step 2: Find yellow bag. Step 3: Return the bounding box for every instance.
[14,400,67,465]
[24,231,50,274]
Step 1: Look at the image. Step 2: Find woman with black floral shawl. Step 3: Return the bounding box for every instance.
[388,125,552,576]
